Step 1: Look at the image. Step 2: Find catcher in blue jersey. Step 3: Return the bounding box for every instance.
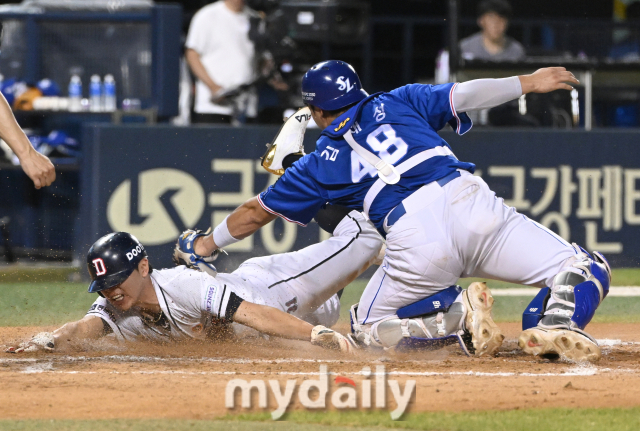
[179,60,611,362]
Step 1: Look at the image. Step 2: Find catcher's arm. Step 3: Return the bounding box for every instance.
[195,197,276,256]
[5,315,105,353]
[452,67,580,112]
[232,301,356,353]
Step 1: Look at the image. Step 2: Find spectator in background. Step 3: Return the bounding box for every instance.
[460,0,525,61]
[185,0,259,124]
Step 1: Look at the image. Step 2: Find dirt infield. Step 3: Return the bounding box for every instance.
[1,322,640,420]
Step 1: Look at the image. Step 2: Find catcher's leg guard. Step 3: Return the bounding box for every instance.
[519,245,611,362]
[350,283,503,357]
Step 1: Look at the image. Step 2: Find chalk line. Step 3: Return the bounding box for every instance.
[493,287,640,297]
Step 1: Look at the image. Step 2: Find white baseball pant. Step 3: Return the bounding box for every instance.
[230,211,383,327]
[358,171,578,325]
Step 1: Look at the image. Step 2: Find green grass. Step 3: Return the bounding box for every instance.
[2,408,640,431]
[0,282,91,326]
[225,409,640,431]
[1,268,640,327]
[0,266,80,283]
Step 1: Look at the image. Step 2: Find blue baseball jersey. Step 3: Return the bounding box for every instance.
[258,82,475,234]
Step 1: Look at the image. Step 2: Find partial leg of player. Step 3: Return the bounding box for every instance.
[230,210,383,325]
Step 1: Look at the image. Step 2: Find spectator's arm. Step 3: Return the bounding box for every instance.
[185,48,222,95]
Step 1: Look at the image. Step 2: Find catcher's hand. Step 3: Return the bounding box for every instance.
[174,229,222,277]
[5,332,55,353]
[311,325,357,354]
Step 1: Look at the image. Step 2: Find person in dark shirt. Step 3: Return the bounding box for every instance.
[460,0,525,61]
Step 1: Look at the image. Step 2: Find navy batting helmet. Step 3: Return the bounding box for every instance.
[301,60,368,111]
[87,232,147,293]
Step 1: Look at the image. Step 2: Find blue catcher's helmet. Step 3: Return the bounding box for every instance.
[87,232,148,294]
[301,60,368,111]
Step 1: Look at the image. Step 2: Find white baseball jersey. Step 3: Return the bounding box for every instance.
[87,211,383,343]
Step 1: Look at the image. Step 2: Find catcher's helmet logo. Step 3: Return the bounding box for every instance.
[92,258,107,276]
[336,76,355,93]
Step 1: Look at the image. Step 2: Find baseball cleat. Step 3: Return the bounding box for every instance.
[462,282,504,357]
[518,327,601,362]
[261,106,311,175]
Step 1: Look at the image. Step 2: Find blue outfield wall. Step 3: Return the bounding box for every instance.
[79,125,640,272]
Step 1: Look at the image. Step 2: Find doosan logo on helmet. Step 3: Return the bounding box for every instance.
[126,245,145,261]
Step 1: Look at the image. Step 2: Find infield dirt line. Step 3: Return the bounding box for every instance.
[10,362,636,377]
[0,339,635,363]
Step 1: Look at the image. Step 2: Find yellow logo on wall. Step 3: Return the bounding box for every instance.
[107,169,205,245]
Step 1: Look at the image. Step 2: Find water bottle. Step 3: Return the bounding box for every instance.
[89,74,102,112]
[68,74,82,112]
[102,74,116,112]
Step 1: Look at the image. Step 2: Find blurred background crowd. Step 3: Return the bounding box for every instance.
[0,0,638,131]
[1,0,640,263]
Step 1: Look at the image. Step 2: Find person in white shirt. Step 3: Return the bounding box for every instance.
[185,0,259,124]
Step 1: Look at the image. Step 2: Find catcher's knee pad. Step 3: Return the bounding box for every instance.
[349,287,470,355]
[522,244,612,338]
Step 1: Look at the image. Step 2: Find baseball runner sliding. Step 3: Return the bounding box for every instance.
[7,208,382,353]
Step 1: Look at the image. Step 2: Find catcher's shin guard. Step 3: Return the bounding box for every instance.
[519,245,611,362]
[349,283,503,357]
[261,106,311,175]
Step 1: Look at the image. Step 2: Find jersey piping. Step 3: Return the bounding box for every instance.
[267,214,362,289]
[257,193,307,226]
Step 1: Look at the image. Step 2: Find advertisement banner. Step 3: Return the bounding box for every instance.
[79,126,640,271]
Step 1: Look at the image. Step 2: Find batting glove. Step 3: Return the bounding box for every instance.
[174,229,222,277]
[5,332,55,353]
[310,325,357,354]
